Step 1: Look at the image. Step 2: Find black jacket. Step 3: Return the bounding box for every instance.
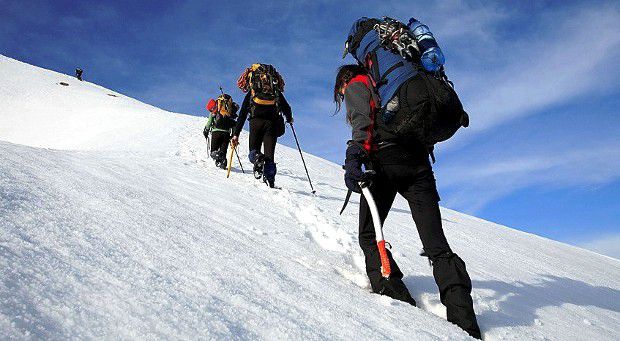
[233,92,292,137]
[344,80,429,167]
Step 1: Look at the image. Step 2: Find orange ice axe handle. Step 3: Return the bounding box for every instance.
[360,182,391,278]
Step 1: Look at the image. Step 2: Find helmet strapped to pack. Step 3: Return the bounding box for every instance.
[343,17,380,59]
[237,63,285,106]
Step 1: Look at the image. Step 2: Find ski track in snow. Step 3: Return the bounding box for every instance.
[1,55,620,340]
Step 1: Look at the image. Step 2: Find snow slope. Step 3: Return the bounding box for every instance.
[1,55,619,340]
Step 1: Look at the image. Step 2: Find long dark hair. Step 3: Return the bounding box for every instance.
[333,64,367,113]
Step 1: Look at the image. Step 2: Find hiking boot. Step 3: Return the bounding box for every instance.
[378,278,416,306]
[253,155,265,179]
[215,159,227,169]
[264,177,275,188]
[431,252,481,339]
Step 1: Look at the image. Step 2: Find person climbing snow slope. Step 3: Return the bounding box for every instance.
[204,94,239,169]
[231,64,293,188]
[337,16,481,339]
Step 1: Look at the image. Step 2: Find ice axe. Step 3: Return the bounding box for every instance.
[226,140,245,177]
[204,125,212,158]
[205,131,211,157]
[226,143,235,178]
[359,171,391,279]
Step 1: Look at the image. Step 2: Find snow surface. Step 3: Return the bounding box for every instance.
[1,55,619,340]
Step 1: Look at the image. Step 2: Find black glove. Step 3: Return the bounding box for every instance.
[344,143,366,193]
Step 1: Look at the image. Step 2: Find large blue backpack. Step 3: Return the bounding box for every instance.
[344,17,468,146]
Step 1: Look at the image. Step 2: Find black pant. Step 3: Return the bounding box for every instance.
[248,118,277,163]
[210,131,230,162]
[359,164,481,338]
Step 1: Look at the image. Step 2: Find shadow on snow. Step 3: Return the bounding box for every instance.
[403,274,619,330]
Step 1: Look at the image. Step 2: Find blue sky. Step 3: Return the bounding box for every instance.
[2,0,619,258]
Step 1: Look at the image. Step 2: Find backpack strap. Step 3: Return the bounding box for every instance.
[378,61,405,86]
[427,145,436,164]
[364,50,382,89]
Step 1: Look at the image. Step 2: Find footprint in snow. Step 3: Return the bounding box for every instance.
[251,227,266,236]
[334,267,369,288]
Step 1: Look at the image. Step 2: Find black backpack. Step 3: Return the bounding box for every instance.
[347,17,468,148]
[380,70,469,147]
[214,113,237,130]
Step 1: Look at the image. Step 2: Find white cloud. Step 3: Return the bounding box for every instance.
[438,141,620,212]
[456,4,620,134]
[383,2,620,159]
[578,234,620,260]
[405,3,620,214]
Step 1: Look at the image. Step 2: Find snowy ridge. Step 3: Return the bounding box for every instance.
[0,56,194,153]
[1,55,619,340]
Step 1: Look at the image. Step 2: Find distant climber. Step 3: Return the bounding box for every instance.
[204,94,239,169]
[232,64,293,188]
[337,16,481,339]
[75,68,83,81]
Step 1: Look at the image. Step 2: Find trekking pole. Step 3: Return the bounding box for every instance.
[289,123,316,194]
[359,175,391,279]
[233,144,245,173]
[226,143,235,178]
